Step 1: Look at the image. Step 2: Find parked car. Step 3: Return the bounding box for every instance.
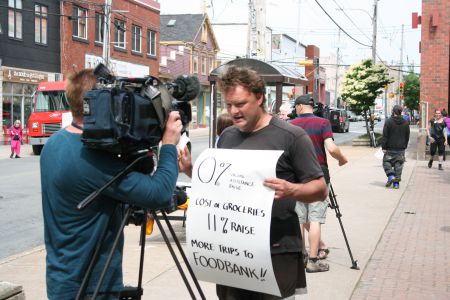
[348,111,360,122]
[329,109,350,132]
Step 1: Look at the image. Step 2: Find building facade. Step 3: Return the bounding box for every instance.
[60,0,160,77]
[159,14,219,128]
[0,0,61,129]
[415,1,450,126]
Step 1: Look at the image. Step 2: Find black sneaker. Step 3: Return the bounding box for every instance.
[428,160,433,168]
[438,164,443,170]
[15,155,21,158]
[10,153,14,159]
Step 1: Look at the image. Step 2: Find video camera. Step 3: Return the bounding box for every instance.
[81,63,200,154]
[287,101,329,120]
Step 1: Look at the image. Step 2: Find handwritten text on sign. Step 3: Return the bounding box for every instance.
[186,149,283,296]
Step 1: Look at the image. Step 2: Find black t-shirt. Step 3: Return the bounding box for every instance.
[218,116,324,254]
[430,120,447,140]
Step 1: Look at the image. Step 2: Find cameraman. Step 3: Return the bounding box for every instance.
[290,95,347,273]
[40,69,191,300]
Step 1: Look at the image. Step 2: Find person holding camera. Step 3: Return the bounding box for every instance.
[40,69,192,300]
[289,94,348,273]
[214,66,327,300]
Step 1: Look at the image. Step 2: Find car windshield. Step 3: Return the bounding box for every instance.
[35,91,69,112]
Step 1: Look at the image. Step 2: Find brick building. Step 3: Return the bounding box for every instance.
[305,45,326,105]
[60,0,160,77]
[414,1,450,125]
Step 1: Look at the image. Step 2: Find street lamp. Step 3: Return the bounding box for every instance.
[337,0,379,63]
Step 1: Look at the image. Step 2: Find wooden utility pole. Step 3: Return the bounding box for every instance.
[247,0,266,60]
[397,24,404,105]
[334,29,341,107]
[371,0,378,63]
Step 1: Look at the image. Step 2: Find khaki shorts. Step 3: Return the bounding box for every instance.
[295,197,329,224]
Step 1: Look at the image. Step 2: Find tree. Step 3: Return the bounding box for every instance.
[341,58,394,146]
[402,69,420,111]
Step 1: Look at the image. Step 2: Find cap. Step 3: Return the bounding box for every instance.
[392,105,402,115]
[294,94,314,106]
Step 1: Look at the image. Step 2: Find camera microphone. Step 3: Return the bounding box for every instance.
[169,75,200,102]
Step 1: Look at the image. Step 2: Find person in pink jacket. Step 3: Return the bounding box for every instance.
[9,120,23,158]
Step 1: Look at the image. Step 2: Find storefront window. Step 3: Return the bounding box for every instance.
[2,96,12,127]
[2,81,36,128]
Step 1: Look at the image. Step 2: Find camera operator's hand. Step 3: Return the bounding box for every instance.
[178,145,193,178]
[162,111,183,145]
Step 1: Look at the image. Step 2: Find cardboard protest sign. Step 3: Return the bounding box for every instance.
[186,148,283,296]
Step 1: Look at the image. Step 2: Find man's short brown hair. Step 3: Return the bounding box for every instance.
[217,65,266,107]
[66,69,97,119]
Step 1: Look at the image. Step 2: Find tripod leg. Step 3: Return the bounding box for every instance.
[328,184,359,270]
[161,211,206,300]
[75,205,120,300]
[91,206,134,299]
[151,211,197,299]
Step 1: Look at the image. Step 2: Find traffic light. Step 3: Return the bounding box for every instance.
[399,82,404,94]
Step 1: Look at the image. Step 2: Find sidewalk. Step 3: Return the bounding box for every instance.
[1,127,449,299]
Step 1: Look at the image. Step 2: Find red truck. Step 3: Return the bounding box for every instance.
[28,81,69,155]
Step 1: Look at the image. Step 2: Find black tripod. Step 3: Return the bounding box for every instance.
[328,183,359,270]
[75,155,206,300]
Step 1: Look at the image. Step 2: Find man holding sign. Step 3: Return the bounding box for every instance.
[215,66,327,299]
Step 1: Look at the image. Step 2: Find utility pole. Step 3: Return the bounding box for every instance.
[247,0,255,58]
[295,0,302,57]
[334,29,341,108]
[247,0,266,60]
[397,24,404,105]
[371,0,378,63]
[102,0,112,69]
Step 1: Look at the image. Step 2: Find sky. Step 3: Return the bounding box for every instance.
[159,0,422,69]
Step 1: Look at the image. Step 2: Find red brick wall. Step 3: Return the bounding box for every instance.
[420,0,450,123]
[60,0,160,78]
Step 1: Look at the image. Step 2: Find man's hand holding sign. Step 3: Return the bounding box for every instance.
[187,148,283,296]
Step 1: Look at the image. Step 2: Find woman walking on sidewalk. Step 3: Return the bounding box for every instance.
[427,109,447,170]
[9,120,23,158]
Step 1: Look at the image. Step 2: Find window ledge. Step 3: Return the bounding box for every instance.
[147,54,157,60]
[131,50,143,57]
[72,36,89,44]
[94,41,104,47]
[114,46,127,53]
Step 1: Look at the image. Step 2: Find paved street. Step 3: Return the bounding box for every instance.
[1,126,449,299]
[0,121,376,259]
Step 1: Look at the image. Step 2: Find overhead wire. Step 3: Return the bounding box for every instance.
[313,0,372,48]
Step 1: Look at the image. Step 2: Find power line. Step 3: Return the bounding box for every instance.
[332,0,372,43]
[313,0,372,48]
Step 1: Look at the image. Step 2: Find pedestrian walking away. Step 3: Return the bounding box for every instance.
[381,105,410,189]
[427,109,448,170]
[290,94,348,273]
[9,120,23,158]
[213,65,327,300]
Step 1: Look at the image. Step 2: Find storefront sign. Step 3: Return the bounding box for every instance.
[85,54,149,78]
[2,67,48,83]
